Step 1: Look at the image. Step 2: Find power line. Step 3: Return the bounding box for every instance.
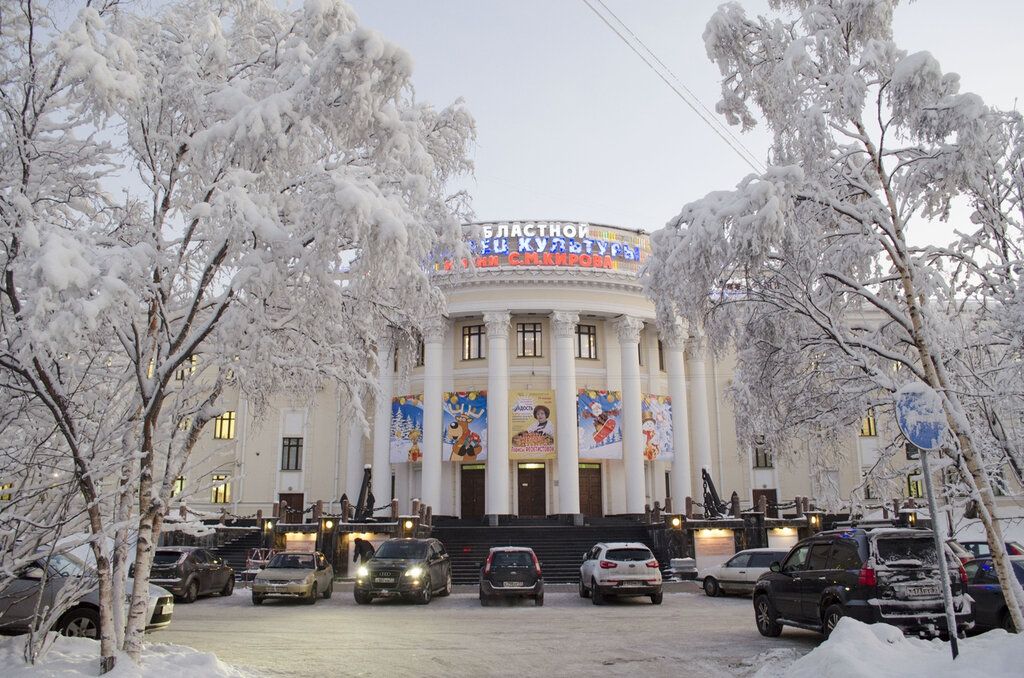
[582,0,765,174]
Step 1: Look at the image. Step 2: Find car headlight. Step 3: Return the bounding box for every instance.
[357,566,369,578]
[405,566,423,578]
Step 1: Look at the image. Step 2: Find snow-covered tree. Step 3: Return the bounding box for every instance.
[1,0,474,669]
[644,0,1024,630]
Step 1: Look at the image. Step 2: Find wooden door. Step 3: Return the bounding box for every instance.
[752,489,779,518]
[579,464,603,517]
[517,464,546,517]
[460,465,485,520]
[278,493,305,523]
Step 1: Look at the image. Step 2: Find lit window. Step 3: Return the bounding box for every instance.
[214,411,236,440]
[211,474,230,504]
[906,472,923,499]
[575,325,598,359]
[281,437,303,471]
[172,476,186,498]
[462,324,486,360]
[516,322,543,358]
[859,410,876,437]
[0,482,11,501]
[175,355,197,380]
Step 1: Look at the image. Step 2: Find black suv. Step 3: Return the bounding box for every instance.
[353,538,452,604]
[753,527,973,639]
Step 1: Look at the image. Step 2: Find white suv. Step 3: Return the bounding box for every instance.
[579,542,663,605]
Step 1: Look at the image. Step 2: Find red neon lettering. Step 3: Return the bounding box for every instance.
[525,252,539,265]
[556,253,568,266]
[603,256,613,268]
[580,254,591,266]
[543,253,554,265]
[509,252,521,265]
[568,254,578,266]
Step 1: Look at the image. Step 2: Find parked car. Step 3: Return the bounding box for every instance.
[133,546,234,603]
[578,542,662,605]
[964,556,1024,633]
[959,540,1024,559]
[945,539,975,565]
[354,538,452,605]
[0,552,173,638]
[479,546,544,606]
[701,548,790,597]
[752,527,973,639]
[251,551,334,605]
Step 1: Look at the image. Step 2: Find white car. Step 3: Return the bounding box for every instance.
[578,542,662,605]
[701,547,789,597]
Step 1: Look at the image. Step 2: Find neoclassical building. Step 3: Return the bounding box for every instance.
[180,221,1022,537]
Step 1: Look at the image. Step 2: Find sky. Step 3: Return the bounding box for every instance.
[344,0,1024,235]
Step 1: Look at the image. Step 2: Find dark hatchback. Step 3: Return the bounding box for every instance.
[354,538,452,605]
[964,556,1024,633]
[753,527,973,639]
[479,547,544,606]
[141,546,235,603]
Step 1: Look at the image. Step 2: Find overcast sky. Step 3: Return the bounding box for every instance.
[346,0,1024,235]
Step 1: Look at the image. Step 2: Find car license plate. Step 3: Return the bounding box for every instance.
[375,576,395,584]
[503,581,523,587]
[906,584,939,597]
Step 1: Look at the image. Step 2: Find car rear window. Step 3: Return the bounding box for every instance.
[606,548,653,562]
[875,537,938,566]
[154,551,184,565]
[492,551,534,567]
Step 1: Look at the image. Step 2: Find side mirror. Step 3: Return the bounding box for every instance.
[21,566,45,581]
[770,562,781,573]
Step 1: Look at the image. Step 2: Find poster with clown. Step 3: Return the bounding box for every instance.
[641,394,674,461]
[577,390,623,460]
[390,395,424,463]
[442,390,488,462]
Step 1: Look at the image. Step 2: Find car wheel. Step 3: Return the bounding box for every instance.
[479,593,490,607]
[306,582,318,605]
[440,570,453,597]
[578,578,590,599]
[650,590,663,605]
[535,593,544,607]
[55,608,100,639]
[823,604,843,638]
[703,577,720,597]
[354,589,372,605]
[220,576,235,597]
[323,579,333,599]
[591,580,605,606]
[417,578,433,605]
[252,593,264,606]
[754,594,782,637]
[182,579,199,604]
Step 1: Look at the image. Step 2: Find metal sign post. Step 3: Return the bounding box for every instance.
[895,385,958,659]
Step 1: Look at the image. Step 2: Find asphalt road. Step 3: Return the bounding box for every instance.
[156,582,822,677]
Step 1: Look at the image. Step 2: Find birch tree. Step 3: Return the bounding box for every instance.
[644,0,1024,631]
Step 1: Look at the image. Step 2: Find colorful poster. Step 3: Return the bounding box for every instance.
[510,390,556,460]
[442,391,488,462]
[390,395,424,463]
[641,394,674,461]
[577,390,623,460]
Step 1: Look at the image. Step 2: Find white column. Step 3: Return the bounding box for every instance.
[664,321,692,511]
[421,317,445,514]
[687,335,714,501]
[616,315,646,514]
[484,311,511,517]
[344,412,365,499]
[371,334,395,517]
[551,311,580,515]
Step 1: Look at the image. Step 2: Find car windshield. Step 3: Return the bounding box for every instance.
[875,537,938,566]
[492,551,534,567]
[606,548,652,562]
[266,553,314,569]
[375,541,428,560]
[45,553,93,577]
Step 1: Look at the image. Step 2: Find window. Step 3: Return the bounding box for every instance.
[516,322,543,358]
[0,482,11,501]
[906,471,923,498]
[211,474,230,503]
[214,411,236,440]
[657,339,665,371]
[575,324,598,359]
[861,471,875,500]
[462,324,486,360]
[860,410,876,437]
[753,435,772,468]
[414,338,424,367]
[637,342,643,366]
[175,355,197,380]
[172,476,185,498]
[905,442,920,460]
[281,437,303,471]
[829,540,862,570]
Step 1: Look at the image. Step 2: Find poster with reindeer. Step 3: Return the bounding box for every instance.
[577,390,623,460]
[641,394,674,461]
[442,391,488,462]
[390,395,424,463]
[510,389,556,460]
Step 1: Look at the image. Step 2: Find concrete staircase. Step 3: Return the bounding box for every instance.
[208,529,263,579]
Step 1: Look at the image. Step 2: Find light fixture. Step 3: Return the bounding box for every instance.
[324,520,334,529]
[403,519,414,530]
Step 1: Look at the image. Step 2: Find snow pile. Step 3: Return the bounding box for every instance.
[755,619,1024,678]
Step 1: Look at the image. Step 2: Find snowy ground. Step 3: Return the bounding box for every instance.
[2,586,1023,677]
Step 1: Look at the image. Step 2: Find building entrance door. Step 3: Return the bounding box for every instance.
[278,493,304,523]
[752,488,779,518]
[579,464,603,517]
[460,465,485,520]
[517,463,546,517]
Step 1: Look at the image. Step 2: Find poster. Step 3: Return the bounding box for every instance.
[442,390,488,462]
[577,390,622,460]
[510,390,556,460]
[390,395,424,463]
[641,394,674,461]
